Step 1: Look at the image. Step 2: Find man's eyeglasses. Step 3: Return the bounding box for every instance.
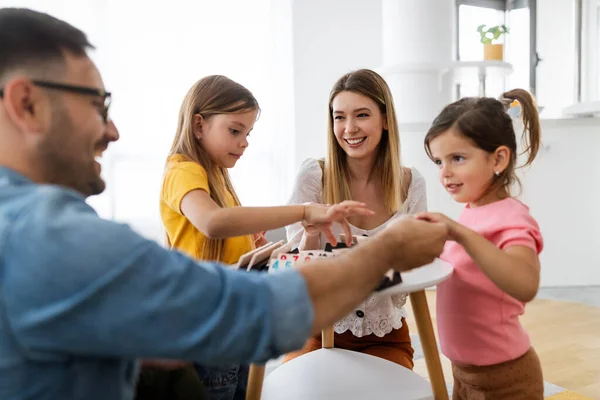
[0,80,111,123]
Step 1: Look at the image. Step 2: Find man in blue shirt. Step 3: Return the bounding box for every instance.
[0,8,447,400]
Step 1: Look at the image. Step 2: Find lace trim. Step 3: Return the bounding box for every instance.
[333,294,408,337]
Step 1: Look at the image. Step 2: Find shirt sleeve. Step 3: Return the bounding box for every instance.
[495,208,544,255]
[4,187,313,365]
[404,168,427,214]
[162,161,210,214]
[285,158,323,248]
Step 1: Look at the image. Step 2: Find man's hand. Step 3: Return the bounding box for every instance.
[379,216,448,271]
[299,215,447,334]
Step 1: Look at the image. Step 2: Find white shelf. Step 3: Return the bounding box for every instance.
[377,60,513,97]
[563,101,600,117]
[444,60,513,83]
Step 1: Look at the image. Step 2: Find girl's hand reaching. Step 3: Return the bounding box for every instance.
[415,212,465,242]
[303,201,374,246]
[253,231,268,247]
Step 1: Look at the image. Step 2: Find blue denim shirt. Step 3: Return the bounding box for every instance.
[0,166,313,400]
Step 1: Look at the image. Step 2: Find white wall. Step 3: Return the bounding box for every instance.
[519,118,600,286]
[291,0,383,170]
[536,0,577,116]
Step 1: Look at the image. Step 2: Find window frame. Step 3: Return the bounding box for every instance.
[455,0,538,94]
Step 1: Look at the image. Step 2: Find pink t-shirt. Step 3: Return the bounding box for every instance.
[437,198,543,366]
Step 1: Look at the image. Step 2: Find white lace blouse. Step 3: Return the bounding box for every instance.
[285,158,428,338]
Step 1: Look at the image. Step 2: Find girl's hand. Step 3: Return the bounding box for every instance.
[415,212,464,242]
[303,201,374,246]
[253,231,268,247]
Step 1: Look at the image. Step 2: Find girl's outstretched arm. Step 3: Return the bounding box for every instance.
[181,189,374,245]
[416,212,540,303]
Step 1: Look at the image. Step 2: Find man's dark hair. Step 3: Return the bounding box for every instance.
[0,8,94,80]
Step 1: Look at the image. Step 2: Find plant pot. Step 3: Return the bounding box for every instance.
[483,43,504,61]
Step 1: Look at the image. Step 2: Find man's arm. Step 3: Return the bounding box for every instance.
[5,189,446,365]
[4,188,312,365]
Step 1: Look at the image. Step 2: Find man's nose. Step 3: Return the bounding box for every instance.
[105,119,120,142]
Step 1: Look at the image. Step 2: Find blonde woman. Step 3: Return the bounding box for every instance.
[284,69,427,368]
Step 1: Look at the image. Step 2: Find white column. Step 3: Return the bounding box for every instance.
[381,0,455,123]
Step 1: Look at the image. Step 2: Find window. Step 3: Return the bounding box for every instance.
[597,4,600,99]
[456,0,537,98]
[585,0,600,101]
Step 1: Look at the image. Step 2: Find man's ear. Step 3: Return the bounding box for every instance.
[2,77,49,136]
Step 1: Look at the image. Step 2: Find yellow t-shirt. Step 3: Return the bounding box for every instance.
[160,154,254,264]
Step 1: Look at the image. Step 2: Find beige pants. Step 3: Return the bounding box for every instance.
[451,347,544,400]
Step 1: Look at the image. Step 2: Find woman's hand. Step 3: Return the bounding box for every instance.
[303,201,374,246]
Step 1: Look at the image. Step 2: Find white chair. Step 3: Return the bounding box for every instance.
[262,348,434,400]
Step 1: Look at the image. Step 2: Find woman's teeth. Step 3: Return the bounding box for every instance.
[346,137,366,145]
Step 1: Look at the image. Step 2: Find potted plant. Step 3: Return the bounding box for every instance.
[477,24,509,61]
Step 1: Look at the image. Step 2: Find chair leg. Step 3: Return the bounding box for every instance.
[409,290,448,400]
[322,326,334,349]
[245,364,265,400]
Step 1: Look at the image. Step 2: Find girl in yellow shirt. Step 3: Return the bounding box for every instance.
[158,75,373,400]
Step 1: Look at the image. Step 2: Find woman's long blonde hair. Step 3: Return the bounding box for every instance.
[324,69,405,213]
[166,75,260,261]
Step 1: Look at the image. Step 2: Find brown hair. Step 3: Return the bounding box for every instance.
[166,75,259,261]
[424,88,541,196]
[324,69,405,213]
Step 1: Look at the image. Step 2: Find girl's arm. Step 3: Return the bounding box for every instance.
[297,219,322,251]
[416,212,540,303]
[285,159,325,251]
[181,189,372,245]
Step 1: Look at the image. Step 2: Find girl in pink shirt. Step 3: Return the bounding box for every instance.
[417,89,544,400]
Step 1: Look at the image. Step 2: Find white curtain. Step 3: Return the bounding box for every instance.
[1,0,294,242]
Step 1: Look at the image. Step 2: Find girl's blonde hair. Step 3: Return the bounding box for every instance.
[167,75,260,261]
[324,69,405,213]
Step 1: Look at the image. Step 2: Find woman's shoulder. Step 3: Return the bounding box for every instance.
[298,157,323,174]
[401,166,425,196]
[295,158,324,184]
[289,158,324,202]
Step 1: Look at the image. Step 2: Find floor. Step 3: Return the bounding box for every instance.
[406,288,600,399]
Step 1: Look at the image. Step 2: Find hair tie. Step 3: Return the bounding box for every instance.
[498,97,513,112]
